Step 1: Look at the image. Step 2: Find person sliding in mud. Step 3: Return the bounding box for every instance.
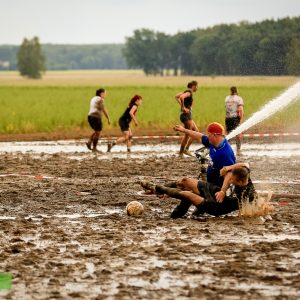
[153,122,236,218]
[86,88,111,152]
[141,162,257,218]
[225,86,244,154]
[107,95,142,153]
[175,80,199,157]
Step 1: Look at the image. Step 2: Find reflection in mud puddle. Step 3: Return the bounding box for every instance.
[0,208,123,220]
[236,282,299,297]
[64,283,102,295]
[128,271,187,289]
[1,140,300,158]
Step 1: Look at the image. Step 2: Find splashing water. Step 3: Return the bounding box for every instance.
[226,81,300,140]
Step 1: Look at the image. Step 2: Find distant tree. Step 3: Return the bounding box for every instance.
[17,37,45,78]
[154,32,172,75]
[286,38,300,75]
[123,29,160,75]
[170,31,197,75]
[41,44,127,70]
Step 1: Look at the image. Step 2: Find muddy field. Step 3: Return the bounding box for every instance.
[0,140,299,299]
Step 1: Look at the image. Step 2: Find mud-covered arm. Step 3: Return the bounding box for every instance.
[220,162,249,176]
[176,91,191,112]
[238,105,244,121]
[129,105,138,126]
[99,101,110,124]
[215,172,232,203]
[175,92,183,106]
[173,125,203,141]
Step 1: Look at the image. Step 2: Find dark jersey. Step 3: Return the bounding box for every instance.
[182,89,193,110]
[231,168,257,202]
[194,167,257,217]
[120,104,137,123]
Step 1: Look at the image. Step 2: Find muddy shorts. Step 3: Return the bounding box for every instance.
[225,117,240,133]
[195,181,239,216]
[119,118,130,132]
[180,111,192,123]
[88,115,102,131]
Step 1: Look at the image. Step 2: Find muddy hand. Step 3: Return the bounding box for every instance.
[220,167,228,177]
[215,191,225,203]
[174,125,184,132]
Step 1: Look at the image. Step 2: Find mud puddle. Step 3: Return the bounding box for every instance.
[1,140,300,159]
[0,143,299,299]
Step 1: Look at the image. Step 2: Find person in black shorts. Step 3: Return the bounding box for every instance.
[141,162,257,218]
[86,88,111,152]
[175,80,199,157]
[107,95,142,153]
[225,86,244,153]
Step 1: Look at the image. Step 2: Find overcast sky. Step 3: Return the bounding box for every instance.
[1,0,299,45]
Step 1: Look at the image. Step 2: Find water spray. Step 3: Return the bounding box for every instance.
[226,80,300,140]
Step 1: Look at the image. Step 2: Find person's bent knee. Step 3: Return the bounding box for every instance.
[177,177,190,188]
[180,191,203,206]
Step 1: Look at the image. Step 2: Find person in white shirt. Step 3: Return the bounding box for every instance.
[225,86,244,152]
[86,88,111,152]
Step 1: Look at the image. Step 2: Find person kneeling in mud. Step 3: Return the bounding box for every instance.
[141,163,257,218]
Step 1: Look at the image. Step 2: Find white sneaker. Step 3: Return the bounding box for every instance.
[183,149,193,157]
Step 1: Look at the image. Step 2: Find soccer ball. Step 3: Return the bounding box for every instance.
[126,201,144,216]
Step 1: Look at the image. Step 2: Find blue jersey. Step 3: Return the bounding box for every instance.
[201,136,236,187]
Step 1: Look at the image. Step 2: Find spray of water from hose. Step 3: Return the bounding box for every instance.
[226,80,300,140]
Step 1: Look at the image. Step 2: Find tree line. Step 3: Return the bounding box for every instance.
[123,17,300,76]
[0,16,299,78]
[0,44,127,71]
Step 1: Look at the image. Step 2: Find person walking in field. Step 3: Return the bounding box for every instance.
[86,88,111,152]
[107,95,142,153]
[225,86,244,153]
[175,80,199,157]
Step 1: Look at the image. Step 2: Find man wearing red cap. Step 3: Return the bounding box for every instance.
[174,122,236,187]
[141,122,236,218]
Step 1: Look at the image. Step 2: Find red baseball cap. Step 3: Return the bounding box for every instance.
[207,122,225,135]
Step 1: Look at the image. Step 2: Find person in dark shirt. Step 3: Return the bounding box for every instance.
[175,80,199,157]
[141,163,257,218]
[194,163,257,216]
[225,86,244,153]
[107,95,142,153]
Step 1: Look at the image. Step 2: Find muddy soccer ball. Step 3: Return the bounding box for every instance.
[126,201,144,216]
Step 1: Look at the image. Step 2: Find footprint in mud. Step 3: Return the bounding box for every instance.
[9,237,24,243]
[7,244,23,254]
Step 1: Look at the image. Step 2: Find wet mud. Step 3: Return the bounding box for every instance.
[0,142,299,299]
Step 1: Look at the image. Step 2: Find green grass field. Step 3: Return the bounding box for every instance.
[0,71,299,135]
